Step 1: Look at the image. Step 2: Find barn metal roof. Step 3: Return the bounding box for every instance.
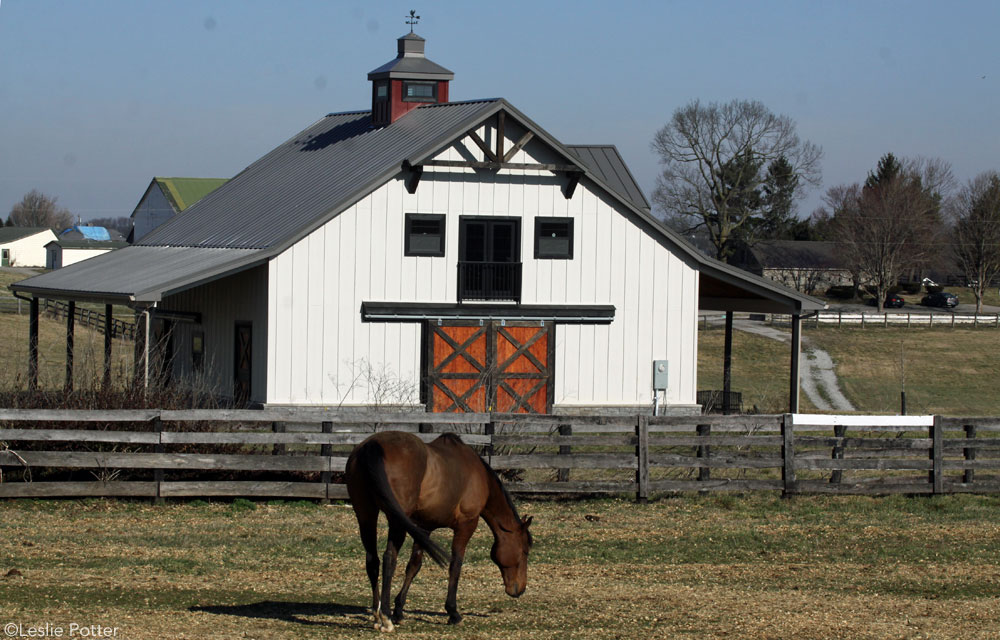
[139,99,502,251]
[567,145,651,212]
[12,96,824,313]
[11,246,262,303]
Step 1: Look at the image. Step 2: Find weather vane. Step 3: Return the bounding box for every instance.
[406,9,420,33]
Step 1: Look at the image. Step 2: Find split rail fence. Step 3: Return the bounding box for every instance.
[0,410,998,501]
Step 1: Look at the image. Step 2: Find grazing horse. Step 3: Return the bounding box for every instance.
[345,431,533,632]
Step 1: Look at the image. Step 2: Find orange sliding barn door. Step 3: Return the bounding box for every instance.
[425,321,553,414]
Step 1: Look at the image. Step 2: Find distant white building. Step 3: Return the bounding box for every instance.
[0,227,57,268]
[45,226,127,269]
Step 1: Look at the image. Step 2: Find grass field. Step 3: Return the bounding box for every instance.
[0,313,134,391]
[1,496,999,639]
[699,324,1000,415]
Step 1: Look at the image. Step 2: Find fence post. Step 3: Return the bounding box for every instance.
[696,423,711,482]
[556,423,571,482]
[829,423,847,484]
[484,418,495,464]
[930,416,943,495]
[152,416,164,505]
[272,422,286,456]
[963,423,976,485]
[781,414,797,497]
[635,415,649,503]
[321,421,333,504]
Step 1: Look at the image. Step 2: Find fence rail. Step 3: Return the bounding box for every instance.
[41,299,136,339]
[0,410,998,500]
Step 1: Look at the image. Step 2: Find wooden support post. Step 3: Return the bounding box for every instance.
[320,421,333,504]
[556,423,571,482]
[272,422,286,456]
[495,110,506,163]
[64,301,75,393]
[789,314,802,414]
[152,417,164,505]
[930,416,943,495]
[28,297,39,391]
[133,309,148,389]
[103,304,113,391]
[635,415,649,503]
[963,424,976,485]
[696,423,711,482]
[723,311,734,415]
[781,414,797,497]
[829,424,847,484]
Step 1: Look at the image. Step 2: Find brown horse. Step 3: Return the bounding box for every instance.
[345,431,533,632]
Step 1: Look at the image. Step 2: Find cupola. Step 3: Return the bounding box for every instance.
[368,32,454,126]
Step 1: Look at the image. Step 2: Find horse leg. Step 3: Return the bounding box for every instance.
[445,521,477,625]
[376,523,407,632]
[392,544,424,623]
[356,513,382,628]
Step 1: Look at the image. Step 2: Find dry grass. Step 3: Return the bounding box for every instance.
[0,312,134,391]
[1,495,999,639]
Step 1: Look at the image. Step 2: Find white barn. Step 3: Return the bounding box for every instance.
[13,32,823,414]
[0,227,57,268]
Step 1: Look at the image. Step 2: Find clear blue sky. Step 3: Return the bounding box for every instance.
[1,0,997,224]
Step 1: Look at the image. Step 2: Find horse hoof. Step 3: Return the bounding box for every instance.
[391,610,404,624]
[447,614,463,625]
[374,621,395,633]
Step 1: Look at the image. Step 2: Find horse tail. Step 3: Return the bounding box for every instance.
[355,440,450,568]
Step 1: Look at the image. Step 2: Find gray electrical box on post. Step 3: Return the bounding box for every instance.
[652,360,669,391]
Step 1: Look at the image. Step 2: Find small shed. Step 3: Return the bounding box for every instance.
[0,227,57,268]
[46,226,127,269]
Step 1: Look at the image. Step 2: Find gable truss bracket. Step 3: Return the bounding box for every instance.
[401,160,423,194]
[563,170,585,200]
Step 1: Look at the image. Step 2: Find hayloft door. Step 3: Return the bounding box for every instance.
[425,321,553,413]
[457,217,521,302]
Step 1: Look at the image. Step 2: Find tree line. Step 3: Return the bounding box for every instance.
[652,99,1000,312]
[4,189,131,237]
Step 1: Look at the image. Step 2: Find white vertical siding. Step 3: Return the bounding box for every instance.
[163,265,269,403]
[266,123,700,409]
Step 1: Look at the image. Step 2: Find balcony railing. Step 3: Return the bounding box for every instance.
[458,261,522,303]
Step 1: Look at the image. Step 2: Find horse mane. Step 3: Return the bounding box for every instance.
[477,451,533,548]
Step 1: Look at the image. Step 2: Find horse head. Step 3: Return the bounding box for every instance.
[491,515,533,597]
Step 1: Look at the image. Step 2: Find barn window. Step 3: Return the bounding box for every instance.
[534,217,573,259]
[405,214,446,257]
[191,330,205,372]
[402,81,437,102]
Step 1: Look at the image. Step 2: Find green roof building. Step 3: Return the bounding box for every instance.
[130,177,228,242]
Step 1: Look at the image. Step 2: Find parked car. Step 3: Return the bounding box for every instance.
[921,291,959,308]
[867,293,906,308]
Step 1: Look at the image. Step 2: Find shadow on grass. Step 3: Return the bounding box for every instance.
[190,601,487,629]
[190,601,368,628]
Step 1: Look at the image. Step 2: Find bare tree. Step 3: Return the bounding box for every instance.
[651,99,822,262]
[8,189,73,229]
[830,156,950,312]
[951,171,1000,312]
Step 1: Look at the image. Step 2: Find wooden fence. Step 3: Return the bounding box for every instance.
[41,299,136,339]
[0,410,997,500]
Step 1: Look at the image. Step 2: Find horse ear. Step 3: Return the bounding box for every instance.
[523,515,533,528]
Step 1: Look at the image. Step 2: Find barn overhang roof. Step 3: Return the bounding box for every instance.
[10,246,264,305]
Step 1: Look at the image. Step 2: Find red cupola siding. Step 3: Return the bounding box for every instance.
[369,33,454,126]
